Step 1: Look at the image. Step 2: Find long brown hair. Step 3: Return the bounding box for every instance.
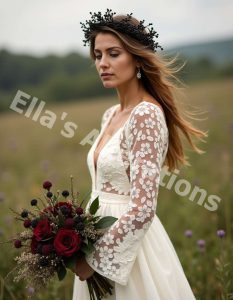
[88,14,208,172]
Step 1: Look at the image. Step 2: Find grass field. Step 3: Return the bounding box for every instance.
[0,78,233,300]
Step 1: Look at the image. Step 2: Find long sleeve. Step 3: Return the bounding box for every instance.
[86,103,168,285]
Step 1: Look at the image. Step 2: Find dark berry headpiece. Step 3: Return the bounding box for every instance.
[80,9,163,52]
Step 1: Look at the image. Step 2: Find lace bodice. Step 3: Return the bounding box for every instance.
[85,101,169,285]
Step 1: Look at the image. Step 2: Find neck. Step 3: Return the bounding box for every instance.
[116,78,147,112]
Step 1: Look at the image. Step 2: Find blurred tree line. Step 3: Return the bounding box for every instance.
[0,41,232,112]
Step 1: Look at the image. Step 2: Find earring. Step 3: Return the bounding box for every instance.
[136,67,141,79]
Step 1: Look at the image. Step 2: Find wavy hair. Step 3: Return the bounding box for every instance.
[88,14,208,172]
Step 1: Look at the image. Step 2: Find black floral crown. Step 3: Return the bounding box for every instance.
[80,9,163,52]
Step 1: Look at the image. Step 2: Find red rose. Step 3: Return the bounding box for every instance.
[33,218,52,241]
[53,229,82,257]
[64,218,75,228]
[31,236,39,253]
[42,244,54,255]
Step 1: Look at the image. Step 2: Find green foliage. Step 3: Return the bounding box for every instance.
[94,217,118,229]
[57,265,67,281]
[89,197,100,215]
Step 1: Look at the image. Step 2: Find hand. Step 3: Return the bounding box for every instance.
[74,256,95,281]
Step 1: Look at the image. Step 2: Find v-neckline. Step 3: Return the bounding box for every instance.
[92,102,137,190]
[93,104,120,176]
[92,100,165,190]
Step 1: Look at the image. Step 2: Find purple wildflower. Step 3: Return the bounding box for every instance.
[217,229,225,238]
[184,230,193,238]
[197,239,206,252]
[27,286,35,295]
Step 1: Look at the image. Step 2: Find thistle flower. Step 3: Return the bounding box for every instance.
[197,239,206,252]
[27,286,35,295]
[23,219,31,228]
[31,199,38,206]
[184,230,193,238]
[43,181,52,191]
[62,190,69,198]
[216,229,225,238]
[14,240,22,248]
[76,207,84,215]
[46,192,53,198]
[21,210,28,218]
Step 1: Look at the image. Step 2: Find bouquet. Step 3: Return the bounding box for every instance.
[5,176,117,300]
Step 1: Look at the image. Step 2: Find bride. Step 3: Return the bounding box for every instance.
[72,9,207,300]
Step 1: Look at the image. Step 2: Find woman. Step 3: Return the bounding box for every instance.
[72,9,207,300]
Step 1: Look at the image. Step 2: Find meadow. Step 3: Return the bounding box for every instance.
[0,77,232,300]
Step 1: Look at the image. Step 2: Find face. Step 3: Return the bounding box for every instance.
[93,32,139,88]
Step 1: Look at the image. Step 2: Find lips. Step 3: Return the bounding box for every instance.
[101,73,113,77]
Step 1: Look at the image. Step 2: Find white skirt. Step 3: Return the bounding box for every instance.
[72,191,196,300]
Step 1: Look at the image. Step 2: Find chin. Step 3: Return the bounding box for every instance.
[102,82,117,88]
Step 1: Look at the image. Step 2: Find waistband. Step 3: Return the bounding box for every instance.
[91,190,130,204]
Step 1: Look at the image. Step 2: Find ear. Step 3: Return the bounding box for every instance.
[134,57,141,68]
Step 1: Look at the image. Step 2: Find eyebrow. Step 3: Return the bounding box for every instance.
[94,47,122,52]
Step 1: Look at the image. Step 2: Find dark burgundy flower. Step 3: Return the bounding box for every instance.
[46,191,53,198]
[14,239,22,248]
[31,199,38,206]
[54,202,72,216]
[74,215,82,223]
[62,190,70,198]
[53,229,82,257]
[21,210,28,218]
[43,181,52,191]
[76,207,84,215]
[23,219,31,228]
[31,219,39,228]
[33,218,53,241]
[42,244,54,255]
[64,218,75,228]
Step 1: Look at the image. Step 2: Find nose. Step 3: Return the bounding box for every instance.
[99,54,109,68]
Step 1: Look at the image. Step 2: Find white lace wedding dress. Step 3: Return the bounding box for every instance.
[72,101,196,300]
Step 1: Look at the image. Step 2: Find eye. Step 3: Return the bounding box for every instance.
[110,53,119,57]
[94,53,119,60]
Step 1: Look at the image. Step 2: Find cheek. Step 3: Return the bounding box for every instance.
[115,57,135,77]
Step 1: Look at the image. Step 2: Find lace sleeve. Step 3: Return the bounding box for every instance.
[86,103,168,285]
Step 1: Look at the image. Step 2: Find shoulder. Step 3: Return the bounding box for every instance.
[125,101,168,148]
[128,101,167,129]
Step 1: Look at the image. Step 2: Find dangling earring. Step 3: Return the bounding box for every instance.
[136,67,141,79]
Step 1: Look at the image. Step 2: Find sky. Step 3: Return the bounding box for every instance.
[0,0,232,57]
